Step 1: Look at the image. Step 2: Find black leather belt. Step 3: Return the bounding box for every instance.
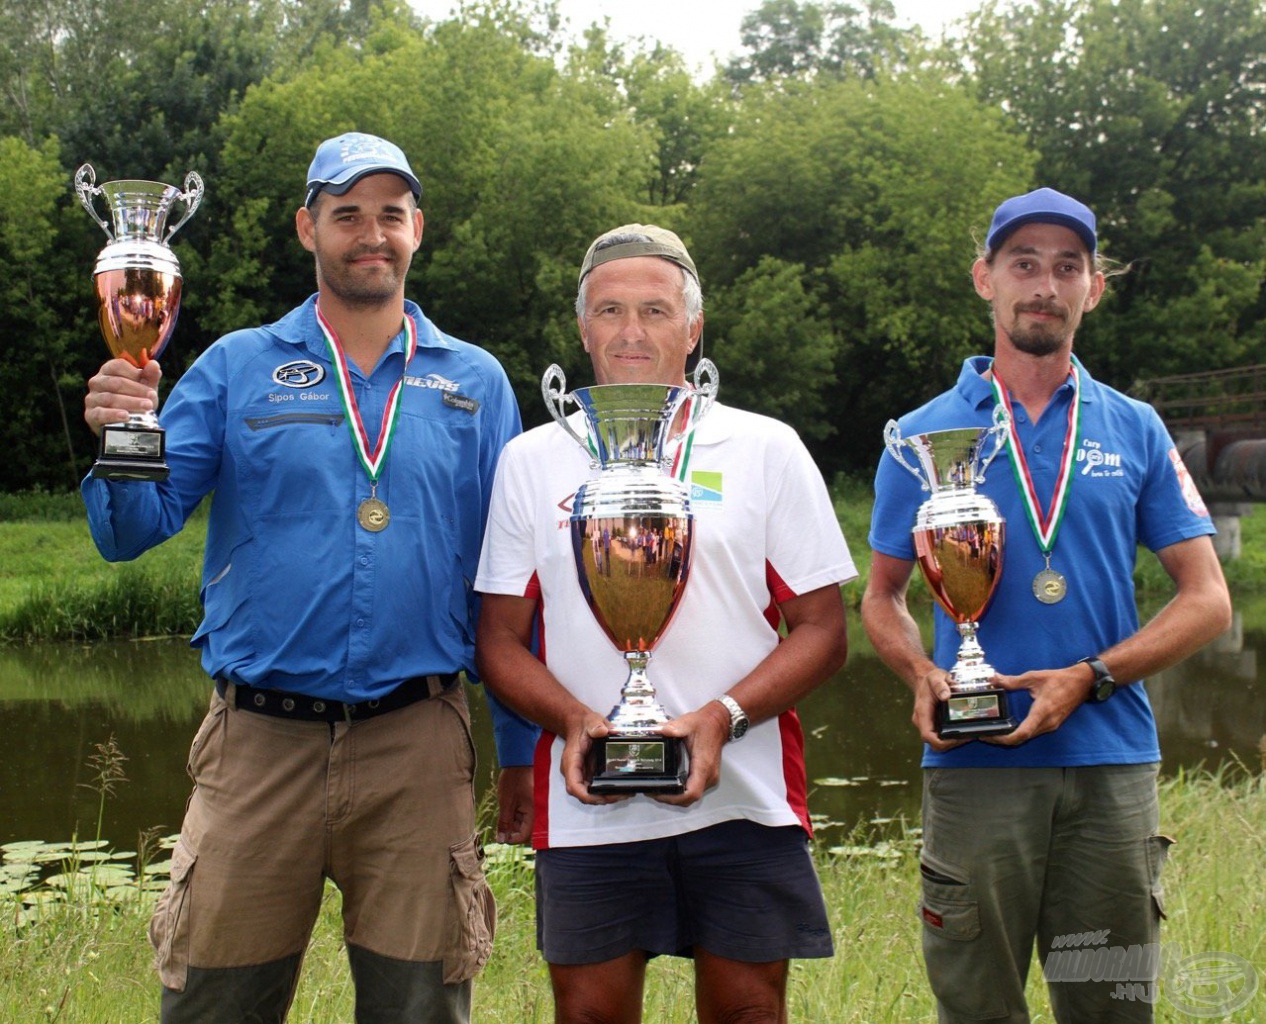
[215,673,459,723]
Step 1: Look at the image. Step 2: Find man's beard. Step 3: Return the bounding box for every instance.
[1001,303,1072,357]
[317,246,407,308]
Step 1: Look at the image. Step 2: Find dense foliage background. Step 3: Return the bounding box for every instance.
[2,0,1264,491]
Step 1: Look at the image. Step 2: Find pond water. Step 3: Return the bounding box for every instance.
[2,602,1263,849]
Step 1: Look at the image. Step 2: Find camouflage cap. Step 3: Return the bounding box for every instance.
[578,223,699,286]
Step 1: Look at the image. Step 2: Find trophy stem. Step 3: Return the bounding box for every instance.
[949,621,996,689]
[605,650,672,735]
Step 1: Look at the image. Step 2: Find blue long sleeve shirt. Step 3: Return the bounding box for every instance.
[82,294,539,766]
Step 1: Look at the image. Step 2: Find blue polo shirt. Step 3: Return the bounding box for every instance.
[869,356,1215,768]
[82,294,538,765]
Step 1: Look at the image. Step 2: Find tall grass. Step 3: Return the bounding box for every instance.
[0,483,1261,642]
[3,769,1261,1023]
[0,497,205,643]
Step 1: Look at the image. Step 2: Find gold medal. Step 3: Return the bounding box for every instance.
[1032,567,1067,604]
[357,496,390,532]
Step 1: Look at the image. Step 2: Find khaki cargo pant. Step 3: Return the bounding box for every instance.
[149,682,495,1022]
[918,764,1168,1024]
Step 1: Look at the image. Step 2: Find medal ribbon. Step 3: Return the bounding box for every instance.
[989,358,1082,554]
[669,396,697,482]
[315,305,417,483]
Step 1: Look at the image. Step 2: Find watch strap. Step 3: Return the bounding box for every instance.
[716,694,749,741]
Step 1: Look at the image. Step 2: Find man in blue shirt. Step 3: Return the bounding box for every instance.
[863,188,1231,1023]
[82,132,537,1024]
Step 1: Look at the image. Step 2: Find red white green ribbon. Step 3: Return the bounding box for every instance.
[989,358,1082,554]
[669,396,697,482]
[315,304,417,483]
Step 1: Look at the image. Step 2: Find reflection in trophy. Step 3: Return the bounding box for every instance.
[75,164,204,481]
[543,360,719,793]
[884,410,1018,738]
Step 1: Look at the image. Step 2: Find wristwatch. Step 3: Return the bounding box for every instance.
[716,695,750,741]
[1077,657,1117,703]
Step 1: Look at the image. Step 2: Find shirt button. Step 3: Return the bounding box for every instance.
[1034,443,1044,453]
[356,618,366,628]
[360,556,369,566]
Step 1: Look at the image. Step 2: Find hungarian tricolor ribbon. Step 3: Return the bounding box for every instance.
[315,304,417,484]
[989,357,1083,555]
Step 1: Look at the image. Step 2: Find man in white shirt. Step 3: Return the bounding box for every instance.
[475,224,857,1023]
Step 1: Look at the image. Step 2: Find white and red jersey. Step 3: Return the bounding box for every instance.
[476,402,857,849]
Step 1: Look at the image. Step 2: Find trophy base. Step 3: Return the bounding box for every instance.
[93,422,169,482]
[936,687,1018,739]
[587,734,686,795]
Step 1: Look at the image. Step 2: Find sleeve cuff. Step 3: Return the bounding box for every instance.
[482,684,540,767]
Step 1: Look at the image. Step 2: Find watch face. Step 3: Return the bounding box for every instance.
[731,717,749,740]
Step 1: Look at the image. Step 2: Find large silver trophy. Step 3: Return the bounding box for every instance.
[544,360,719,793]
[75,164,204,481]
[884,409,1017,739]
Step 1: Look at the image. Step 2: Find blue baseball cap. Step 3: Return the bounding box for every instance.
[986,187,1097,256]
[305,132,421,207]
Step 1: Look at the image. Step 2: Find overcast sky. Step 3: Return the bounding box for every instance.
[411,0,982,70]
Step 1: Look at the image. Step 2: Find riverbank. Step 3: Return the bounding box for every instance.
[2,484,1261,644]
[2,768,1261,1022]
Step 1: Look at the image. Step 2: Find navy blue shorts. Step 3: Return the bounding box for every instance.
[534,819,834,965]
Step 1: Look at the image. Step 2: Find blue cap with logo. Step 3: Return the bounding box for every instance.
[986,187,1097,256]
[305,132,421,207]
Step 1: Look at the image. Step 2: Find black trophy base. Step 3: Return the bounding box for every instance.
[936,687,1018,739]
[93,423,169,482]
[587,734,687,795]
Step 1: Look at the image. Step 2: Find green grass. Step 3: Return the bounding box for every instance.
[0,483,1261,641]
[2,769,1261,1022]
[0,497,205,643]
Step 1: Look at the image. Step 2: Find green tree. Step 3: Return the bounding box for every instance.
[0,135,97,490]
[725,0,919,85]
[707,257,837,442]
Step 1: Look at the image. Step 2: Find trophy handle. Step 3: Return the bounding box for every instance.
[164,171,205,244]
[883,419,930,491]
[74,164,113,241]
[541,363,594,457]
[690,357,719,419]
[664,356,720,450]
[976,404,1011,483]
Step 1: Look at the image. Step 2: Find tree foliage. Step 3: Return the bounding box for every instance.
[1,0,1264,492]
[725,0,918,84]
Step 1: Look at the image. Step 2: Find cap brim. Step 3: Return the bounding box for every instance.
[307,167,422,204]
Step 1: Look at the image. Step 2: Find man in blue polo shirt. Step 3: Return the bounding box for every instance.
[863,188,1231,1023]
[81,132,538,1023]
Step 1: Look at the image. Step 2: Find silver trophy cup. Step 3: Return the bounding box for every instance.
[75,163,204,481]
[884,408,1017,738]
[544,359,719,792]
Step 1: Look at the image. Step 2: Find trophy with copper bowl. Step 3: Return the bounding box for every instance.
[543,359,718,793]
[884,409,1018,738]
[75,164,204,481]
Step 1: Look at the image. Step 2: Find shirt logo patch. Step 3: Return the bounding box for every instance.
[405,372,460,393]
[272,360,326,389]
[1076,439,1124,477]
[443,392,479,414]
[1168,448,1210,517]
[690,470,723,505]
